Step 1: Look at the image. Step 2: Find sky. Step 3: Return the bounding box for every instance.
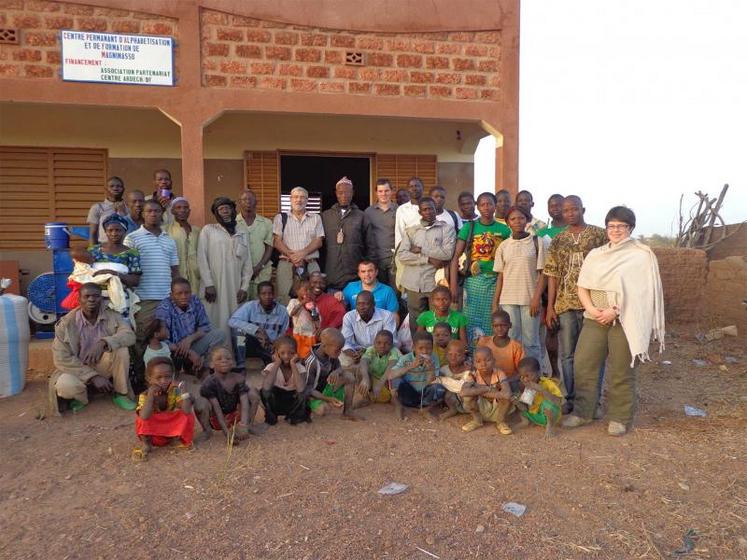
[475,0,747,236]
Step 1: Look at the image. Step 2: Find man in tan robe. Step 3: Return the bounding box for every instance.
[166,197,201,294]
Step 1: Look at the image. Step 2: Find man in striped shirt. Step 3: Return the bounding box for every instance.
[124,199,180,380]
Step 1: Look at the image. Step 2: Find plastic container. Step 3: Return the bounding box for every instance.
[0,293,30,397]
[44,222,70,250]
[519,388,536,405]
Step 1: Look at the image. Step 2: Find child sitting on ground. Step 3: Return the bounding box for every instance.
[435,339,473,420]
[287,280,320,359]
[416,286,468,344]
[133,357,194,460]
[305,328,364,421]
[142,318,172,368]
[387,331,444,420]
[513,357,562,437]
[476,310,525,391]
[260,336,311,425]
[432,322,452,366]
[460,347,514,435]
[198,347,261,443]
[361,329,402,404]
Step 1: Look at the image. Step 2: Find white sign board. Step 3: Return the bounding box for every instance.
[61,30,174,86]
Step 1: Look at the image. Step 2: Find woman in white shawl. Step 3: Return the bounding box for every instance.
[562,207,665,436]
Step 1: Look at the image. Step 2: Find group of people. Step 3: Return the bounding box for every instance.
[48,168,665,459]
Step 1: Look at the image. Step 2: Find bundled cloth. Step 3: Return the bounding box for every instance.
[577,238,665,366]
[62,262,140,320]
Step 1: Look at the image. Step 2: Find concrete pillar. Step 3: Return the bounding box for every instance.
[179,117,206,226]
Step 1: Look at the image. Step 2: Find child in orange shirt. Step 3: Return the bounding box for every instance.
[476,310,525,391]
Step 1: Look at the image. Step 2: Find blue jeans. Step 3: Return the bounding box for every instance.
[558,309,604,405]
[502,304,541,362]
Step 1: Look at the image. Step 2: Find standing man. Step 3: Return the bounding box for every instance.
[543,195,607,413]
[149,169,176,226]
[49,283,136,414]
[166,197,201,295]
[273,186,325,304]
[197,197,253,346]
[124,189,145,234]
[537,194,566,242]
[237,188,274,299]
[394,177,425,248]
[364,178,398,287]
[397,197,456,332]
[125,200,179,380]
[457,191,478,222]
[396,188,411,206]
[516,190,548,235]
[430,185,463,234]
[495,189,511,226]
[339,260,399,317]
[87,176,127,244]
[321,176,366,291]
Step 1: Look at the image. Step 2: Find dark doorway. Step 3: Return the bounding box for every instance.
[280,154,370,212]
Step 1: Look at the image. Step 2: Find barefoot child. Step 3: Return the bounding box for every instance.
[513,357,562,436]
[476,310,525,391]
[416,286,468,345]
[287,280,320,359]
[134,357,195,459]
[432,322,452,366]
[198,347,260,443]
[387,331,445,419]
[142,318,172,367]
[260,336,311,425]
[436,339,473,420]
[460,347,514,435]
[361,330,402,404]
[305,328,364,421]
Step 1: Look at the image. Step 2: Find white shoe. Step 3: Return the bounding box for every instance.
[607,421,627,436]
[561,415,591,429]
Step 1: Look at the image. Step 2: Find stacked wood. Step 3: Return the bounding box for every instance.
[676,184,744,253]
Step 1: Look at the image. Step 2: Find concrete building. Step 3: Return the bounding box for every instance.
[0,0,519,288]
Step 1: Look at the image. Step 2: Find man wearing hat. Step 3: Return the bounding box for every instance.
[321,177,366,291]
[197,197,253,347]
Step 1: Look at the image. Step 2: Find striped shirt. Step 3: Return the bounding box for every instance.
[124,226,178,301]
[273,211,325,260]
[228,300,289,342]
[154,295,211,344]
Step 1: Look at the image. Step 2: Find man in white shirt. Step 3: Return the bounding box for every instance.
[394,177,425,248]
[430,185,463,235]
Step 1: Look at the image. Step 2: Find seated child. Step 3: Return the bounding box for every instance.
[476,310,525,391]
[198,347,261,443]
[460,347,514,435]
[133,357,195,460]
[305,328,364,421]
[287,280,320,359]
[361,329,402,404]
[142,318,172,368]
[387,330,444,419]
[513,357,562,437]
[431,322,452,366]
[435,339,473,420]
[416,286,468,344]
[260,336,311,425]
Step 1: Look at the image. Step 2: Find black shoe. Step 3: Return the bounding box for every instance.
[562,401,573,415]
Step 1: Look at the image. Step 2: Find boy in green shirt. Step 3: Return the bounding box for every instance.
[416,286,467,345]
[361,330,402,404]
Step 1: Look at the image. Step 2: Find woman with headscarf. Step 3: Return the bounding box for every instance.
[562,206,665,436]
[67,213,142,319]
[197,197,253,348]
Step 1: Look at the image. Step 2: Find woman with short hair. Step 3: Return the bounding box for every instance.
[562,206,665,436]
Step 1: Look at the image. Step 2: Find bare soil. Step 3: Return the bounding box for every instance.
[1,325,745,560]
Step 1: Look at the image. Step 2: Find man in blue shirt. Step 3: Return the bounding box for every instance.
[229,281,289,366]
[338,261,399,320]
[155,277,225,374]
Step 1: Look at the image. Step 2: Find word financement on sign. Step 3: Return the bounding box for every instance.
[61,30,174,87]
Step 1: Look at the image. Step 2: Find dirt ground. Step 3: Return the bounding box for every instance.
[1,325,745,560]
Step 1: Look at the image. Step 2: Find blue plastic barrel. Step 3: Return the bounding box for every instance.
[44,222,70,250]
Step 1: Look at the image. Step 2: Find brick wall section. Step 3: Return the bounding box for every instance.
[200,9,501,101]
[652,247,707,323]
[0,0,177,79]
[704,256,747,334]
